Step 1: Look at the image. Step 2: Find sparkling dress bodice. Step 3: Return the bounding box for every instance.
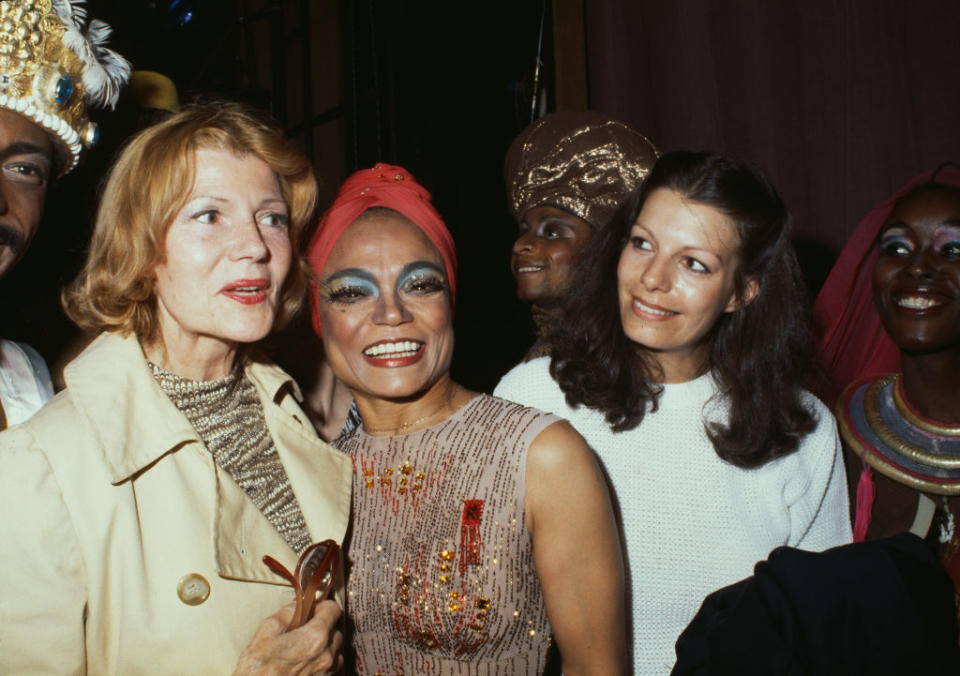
[337,395,559,675]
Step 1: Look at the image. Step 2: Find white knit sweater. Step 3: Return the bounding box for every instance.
[494,357,852,675]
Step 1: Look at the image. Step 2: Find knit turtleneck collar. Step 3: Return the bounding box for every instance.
[148,361,242,408]
[148,358,313,553]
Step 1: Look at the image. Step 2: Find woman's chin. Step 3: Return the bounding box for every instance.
[213,319,276,346]
[518,290,562,308]
[353,374,446,404]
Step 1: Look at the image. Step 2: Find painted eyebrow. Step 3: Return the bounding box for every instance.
[877,223,911,238]
[398,261,445,279]
[536,215,577,225]
[0,141,52,164]
[321,267,377,285]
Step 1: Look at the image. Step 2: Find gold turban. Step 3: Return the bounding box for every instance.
[505,111,659,229]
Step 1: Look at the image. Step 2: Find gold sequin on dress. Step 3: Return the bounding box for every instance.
[337,395,559,675]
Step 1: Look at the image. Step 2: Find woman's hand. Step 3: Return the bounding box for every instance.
[526,420,628,675]
[234,599,344,675]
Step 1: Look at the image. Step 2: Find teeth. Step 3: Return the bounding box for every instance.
[364,341,422,357]
[897,296,942,310]
[517,266,542,273]
[633,299,676,316]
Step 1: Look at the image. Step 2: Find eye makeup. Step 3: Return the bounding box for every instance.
[318,268,379,304]
[933,226,960,257]
[397,262,447,296]
[533,219,576,240]
[878,227,914,256]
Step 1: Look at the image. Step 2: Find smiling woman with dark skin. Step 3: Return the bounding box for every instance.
[504,112,658,359]
[873,187,960,399]
[829,166,960,633]
[511,206,593,306]
[307,164,626,675]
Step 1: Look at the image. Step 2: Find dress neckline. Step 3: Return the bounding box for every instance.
[357,394,485,440]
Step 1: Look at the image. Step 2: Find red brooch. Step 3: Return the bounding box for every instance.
[459,499,484,573]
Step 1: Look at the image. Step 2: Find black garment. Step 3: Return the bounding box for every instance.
[673,534,960,675]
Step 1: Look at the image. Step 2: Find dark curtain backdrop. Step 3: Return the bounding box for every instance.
[586,0,960,290]
[8,1,958,394]
[339,1,556,392]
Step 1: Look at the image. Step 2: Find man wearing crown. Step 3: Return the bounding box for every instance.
[0,0,129,429]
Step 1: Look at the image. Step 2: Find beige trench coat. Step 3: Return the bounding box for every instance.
[0,332,352,675]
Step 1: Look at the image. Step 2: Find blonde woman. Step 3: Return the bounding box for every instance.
[0,102,350,674]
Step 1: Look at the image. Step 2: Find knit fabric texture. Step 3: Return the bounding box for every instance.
[150,361,312,553]
[495,357,852,675]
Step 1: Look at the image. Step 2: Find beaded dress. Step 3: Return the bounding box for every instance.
[337,394,559,675]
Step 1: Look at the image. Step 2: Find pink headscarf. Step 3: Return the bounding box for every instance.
[813,165,960,403]
[306,163,457,337]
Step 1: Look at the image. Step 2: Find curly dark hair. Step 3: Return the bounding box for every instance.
[549,151,817,468]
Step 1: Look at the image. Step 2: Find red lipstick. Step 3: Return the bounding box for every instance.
[362,338,425,368]
[221,278,269,305]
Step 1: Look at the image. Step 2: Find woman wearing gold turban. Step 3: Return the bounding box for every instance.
[504,112,658,359]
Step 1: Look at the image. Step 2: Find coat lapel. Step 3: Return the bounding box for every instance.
[216,359,351,584]
[64,333,199,484]
[246,359,353,548]
[264,405,352,546]
[66,334,350,586]
[213,463,298,584]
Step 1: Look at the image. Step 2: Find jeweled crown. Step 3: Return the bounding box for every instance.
[0,0,130,174]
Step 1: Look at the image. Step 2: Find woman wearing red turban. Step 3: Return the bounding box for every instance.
[306,164,626,675]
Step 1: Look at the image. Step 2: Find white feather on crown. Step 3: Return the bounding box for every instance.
[54,0,130,110]
[0,0,131,174]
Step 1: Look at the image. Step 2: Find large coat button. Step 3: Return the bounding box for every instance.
[177,573,211,606]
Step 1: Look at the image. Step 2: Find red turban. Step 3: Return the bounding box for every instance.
[306,163,457,337]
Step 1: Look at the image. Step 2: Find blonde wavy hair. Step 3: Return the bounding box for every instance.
[63,101,318,342]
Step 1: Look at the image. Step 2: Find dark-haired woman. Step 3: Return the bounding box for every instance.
[496,151,851,674]
[504,111,658,360]
[815,164,960,629]
[308,164,626,675]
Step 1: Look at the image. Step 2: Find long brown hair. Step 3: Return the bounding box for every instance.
[550,151,817,467]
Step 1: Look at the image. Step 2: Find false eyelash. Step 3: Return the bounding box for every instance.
[402,276,447,294]
[878,236,912,256]
[321,284,374,303]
